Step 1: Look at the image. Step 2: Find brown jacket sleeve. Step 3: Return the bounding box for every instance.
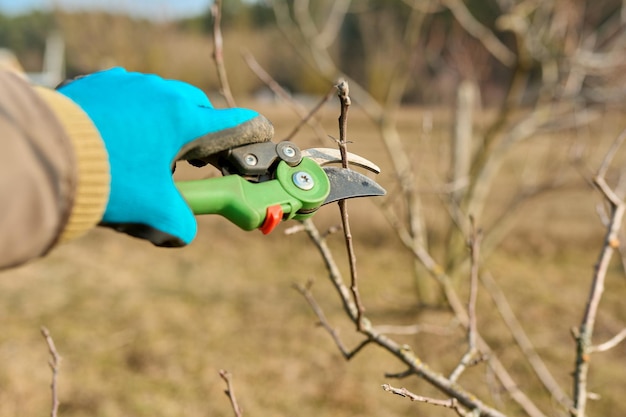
[0,71,109,270]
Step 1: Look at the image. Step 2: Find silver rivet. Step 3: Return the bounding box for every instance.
[293,171,315,190]
[282,146,296,158]
[244,154,258,166]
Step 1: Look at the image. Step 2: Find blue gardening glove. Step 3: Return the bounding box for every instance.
[58,67,274,246]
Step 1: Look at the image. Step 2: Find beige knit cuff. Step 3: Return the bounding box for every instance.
[34,86,110,243]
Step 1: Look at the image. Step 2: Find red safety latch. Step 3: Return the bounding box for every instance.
[259,204,283,235]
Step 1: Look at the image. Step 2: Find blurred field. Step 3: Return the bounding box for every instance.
[1,102,626,417]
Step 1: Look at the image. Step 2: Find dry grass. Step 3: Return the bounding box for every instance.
[1,104,625,417]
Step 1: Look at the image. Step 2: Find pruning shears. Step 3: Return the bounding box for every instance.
[175,140,386,234]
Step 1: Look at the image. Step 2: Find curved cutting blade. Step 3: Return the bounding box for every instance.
[302,148,381,174]
[322,167,386,205]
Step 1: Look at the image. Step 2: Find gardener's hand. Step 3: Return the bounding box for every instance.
[58,67,273,246]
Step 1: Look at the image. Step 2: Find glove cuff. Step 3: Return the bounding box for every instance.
[34,86,110,243]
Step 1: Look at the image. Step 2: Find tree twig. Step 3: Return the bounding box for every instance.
[467,218,481,350]
[449,218,482,382]
[441,0,516,67]
[381,384,470,417]
[573,129,626,417]
[40,326,61,417]
[211,0,236,107]
[301,219,509,417]
[481,272,572,410]
[282,84,335,142]
[335,79,366,329]
[589,328,626,353]
[294,281,371,359]
[219,369,243,417]
[242,50,329,143]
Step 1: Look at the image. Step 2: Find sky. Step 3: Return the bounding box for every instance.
[0,0,214,20]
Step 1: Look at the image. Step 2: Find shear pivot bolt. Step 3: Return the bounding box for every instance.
[282,146,296,158]
[244,154,258,166]
[293,171,315,190]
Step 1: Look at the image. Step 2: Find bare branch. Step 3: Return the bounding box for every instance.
[40,327,61,417]
[381,384,470,417]
[449,219,482,382]
[219,369,243,417]
[271,0,384,118]
[335,80,365,329]
[441,0,516,66]
[242,50,329,143]
[302,219,511,417]
[211,0,236,107]
[385,369,416,379]
[481,273,572,409]
[467,218,481,350]
[374,323,455,337]
[573,130,626,417]
[294,282,371,359]
[378,202,546,417]
[589,328,626,353]
[283,85,335,142]
[597,128,626,181]
[302,219,360,320]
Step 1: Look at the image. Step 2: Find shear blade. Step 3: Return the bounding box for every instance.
[322,167,386,205]
[302,148,381,174]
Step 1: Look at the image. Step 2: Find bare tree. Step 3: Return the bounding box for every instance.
[236,1,626,416]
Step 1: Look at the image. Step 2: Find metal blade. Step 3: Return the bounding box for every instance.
[302,148,381,174]
[322,167,386,205]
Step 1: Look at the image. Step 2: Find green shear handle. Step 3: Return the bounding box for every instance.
[176,157,330,234]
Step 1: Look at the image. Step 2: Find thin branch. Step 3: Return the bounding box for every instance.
[271,1,385,118]
[302,219,360,320]
[449,219,482,382]
[211,0,236,107]
[441,0,516,67]
[467,219,481,350]
[253,11,543,410]
[378,201,546,417]
[294,282,371,359]
[481,273,573,410]
[381,384,470,417]
[573,130,626,417]
[315,0,351,49]
[40,326,61,417]
[302,219,510,417]
[242,50,329,143]
[597,128,626,181]
[283,85,336,142]
[374,323,455,336]
[336,79,365,329]
[385,369,416,379]
[589,328,626,353]
[336,79,351,169]
[219,369,243,417]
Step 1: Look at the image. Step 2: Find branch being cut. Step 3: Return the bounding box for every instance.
[335,80,366,328]
[211,0,236,107]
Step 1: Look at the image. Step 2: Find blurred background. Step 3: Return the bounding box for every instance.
[8,0,622,104]
[1,1,626,416]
